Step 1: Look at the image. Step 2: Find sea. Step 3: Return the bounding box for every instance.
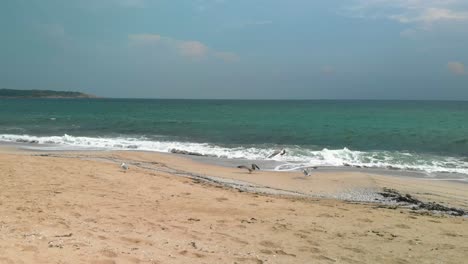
[1,99,467,180]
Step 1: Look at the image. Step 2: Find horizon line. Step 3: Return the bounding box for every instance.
[87,97,468,102]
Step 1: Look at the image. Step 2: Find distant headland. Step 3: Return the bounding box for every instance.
[0,89,96,99]
[0,89,97,99]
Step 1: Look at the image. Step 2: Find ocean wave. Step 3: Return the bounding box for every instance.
[1,134,467,175]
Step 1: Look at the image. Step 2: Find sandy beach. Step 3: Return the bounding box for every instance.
[0,148,467,264]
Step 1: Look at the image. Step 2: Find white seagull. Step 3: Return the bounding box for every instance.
[121,162,129,171]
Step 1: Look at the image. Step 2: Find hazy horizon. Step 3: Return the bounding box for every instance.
[1,1,467,100]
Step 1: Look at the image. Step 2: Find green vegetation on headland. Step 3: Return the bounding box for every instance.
[0,89,96,98]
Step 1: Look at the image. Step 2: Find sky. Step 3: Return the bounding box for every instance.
[1,0,468,99]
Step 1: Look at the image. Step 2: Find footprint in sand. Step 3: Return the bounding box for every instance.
[307,240,321,247]
[441,231,463,237]
[271,223,291,231]
[124,257,142,263]
[235,257,264,264]
[294,233,308,239]
[339,256,362,264]
[393,258,411,264]
[20,245,38,252]
[84,218,98,223]
[395,224,410,229]
[298,246,321,254]
[214,232,249,245]
[317,255,337,262]
[259,249,274,255]
[342,246,365,254]
[71,212,82,218]
[297,229,311,234]
[317,213,334,218]
[215,197,229,202]
[120,237,145,245]
[90,260,116,264]
[100,249,118,258]
[274,249,296,257]
[0,257,15,264]
[259,240,280,248]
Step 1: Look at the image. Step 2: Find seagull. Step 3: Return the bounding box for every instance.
[252,164,260,170]
[237,164,261,174]
[268,149,287,158]
[121,162,129,171]
[302,166,318,177]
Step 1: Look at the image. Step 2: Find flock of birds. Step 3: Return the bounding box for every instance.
[119,149,318,177]
[236,163,316,176]
[236,149,317,176]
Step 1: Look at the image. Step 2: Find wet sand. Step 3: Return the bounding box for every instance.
[0,149,467,263]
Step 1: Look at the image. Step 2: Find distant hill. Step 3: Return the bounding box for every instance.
[0,89,96,98]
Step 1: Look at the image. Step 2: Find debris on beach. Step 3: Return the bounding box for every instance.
[378,188,466,216]
[15,139,39,144]
[54,233,73,238]
[170,148,216,157]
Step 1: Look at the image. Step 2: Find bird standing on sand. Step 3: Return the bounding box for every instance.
[121,162,129,171]
[237,164,260,174]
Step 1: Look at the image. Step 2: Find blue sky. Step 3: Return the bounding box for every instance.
[1,0,468,99]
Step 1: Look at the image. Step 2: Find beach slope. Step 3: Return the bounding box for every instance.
[0,150,467,264]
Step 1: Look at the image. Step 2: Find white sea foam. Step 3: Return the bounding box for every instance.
[1,134,467,176]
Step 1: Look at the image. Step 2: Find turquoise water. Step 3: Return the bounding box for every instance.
[1,99,468,176]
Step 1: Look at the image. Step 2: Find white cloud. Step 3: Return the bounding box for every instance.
[447,61,466,75]
[128,34,238,62]
[178,41,208,57]
[347,0,468,30]
[390,8,468,24]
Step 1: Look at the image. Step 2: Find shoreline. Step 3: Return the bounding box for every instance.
[3,139,468,183]
[5,144,468,212]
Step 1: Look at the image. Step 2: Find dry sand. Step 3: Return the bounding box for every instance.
[0,149,467,264]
